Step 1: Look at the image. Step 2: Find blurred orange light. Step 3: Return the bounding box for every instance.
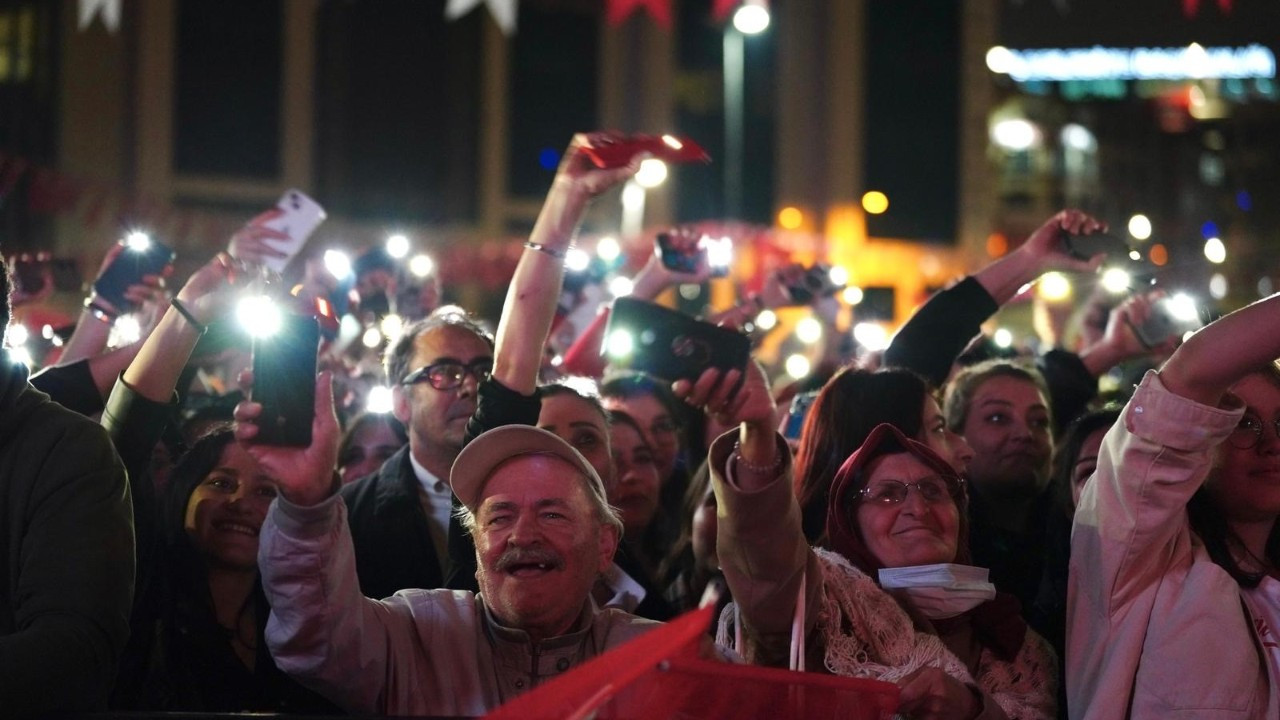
[1149,243,1169,266]
[986,233,1009,258]
[861,191,889,215]
[778,206,804,230]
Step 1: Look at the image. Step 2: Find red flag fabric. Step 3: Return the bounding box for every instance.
[712,0,738,21]
[485,604,900,719]
[605,0,672,29]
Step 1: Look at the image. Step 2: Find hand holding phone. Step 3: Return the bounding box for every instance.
[93,236,176,312]
[582,134,711,169]
[242,190,327,274]
[656,231,732,278]
[604,297,750,383]
[779,263,845,305]
[251,313,320,446]
[1125,293,1203,349]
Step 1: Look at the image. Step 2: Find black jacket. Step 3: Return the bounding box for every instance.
[340,447,446,600]
[0,361,133,714]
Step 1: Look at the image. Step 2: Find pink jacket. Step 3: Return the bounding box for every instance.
[1068,371,1276,718]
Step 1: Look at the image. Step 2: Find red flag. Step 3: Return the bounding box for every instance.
[485,603,900,719]
[712,0,738,21]
[605,0,671,29]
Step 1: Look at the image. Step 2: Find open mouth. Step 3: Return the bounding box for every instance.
[506,562,558,578]
[213,521,259,537]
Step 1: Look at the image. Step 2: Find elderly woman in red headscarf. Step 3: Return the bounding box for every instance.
[677,362,1056,720]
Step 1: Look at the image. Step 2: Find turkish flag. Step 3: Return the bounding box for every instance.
[712,0,738,22]
[605,0,672,29]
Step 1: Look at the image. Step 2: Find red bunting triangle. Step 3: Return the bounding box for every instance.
[605,0,672,29]
[712,0,739,22]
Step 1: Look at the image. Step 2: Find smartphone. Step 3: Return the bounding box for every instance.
[11,253,48,297]
[1061,231,1131,262]
[783,391,819,441]
[582,134,711,169]
[604,297,750,383]
[785,263,845,304]
[1126,296,1204,349]
[254,189,327,274]
[93,240,176,311]
[658,233,732,278]
[251,313,320,446]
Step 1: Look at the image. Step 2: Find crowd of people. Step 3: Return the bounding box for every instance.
[3,130,1280,719]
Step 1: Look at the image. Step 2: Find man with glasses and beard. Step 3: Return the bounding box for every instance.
[340,308,494,599]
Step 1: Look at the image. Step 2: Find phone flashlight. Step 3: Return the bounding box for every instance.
[324,250,353,280]
[237,295,284,339]
[366,385,394,414]
[706,236,734,275]
[606,328,636,358]
[125,231,152,252]
[385,234,410,259]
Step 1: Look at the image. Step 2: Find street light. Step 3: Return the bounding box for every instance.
[724,0,769,220]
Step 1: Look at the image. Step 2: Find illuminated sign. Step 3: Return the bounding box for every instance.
[987,43,1275,82]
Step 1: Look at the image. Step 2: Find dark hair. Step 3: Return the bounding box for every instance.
[657,459,713,609]
[943,359,1051,434]
[383,306,494,385]
[794,366,933,542]
[1050,407,1121,518]
[1188,363,1280,589]
[160,426,239,598]
[541,378,609,427]
[600,371,685,434]
[338,412,408,467]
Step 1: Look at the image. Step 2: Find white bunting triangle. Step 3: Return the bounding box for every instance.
[77,0,121,32]
[444,0,518,36]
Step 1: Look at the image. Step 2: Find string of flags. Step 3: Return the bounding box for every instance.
[76,0,751,38]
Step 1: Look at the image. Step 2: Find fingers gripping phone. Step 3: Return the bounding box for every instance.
[251,314,320,446]
[255,189,327,274]
[1126,295,1204,349]
[93,239,176,311]
[604,297,750,383]
[785,264,845,304]
[656,233,731,278]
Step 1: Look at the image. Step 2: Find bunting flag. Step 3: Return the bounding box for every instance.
[712,0,739,22]
[605,0,672,29]
[444,0,519,36]
[1183,0,1232,16]
[77,0,121,32]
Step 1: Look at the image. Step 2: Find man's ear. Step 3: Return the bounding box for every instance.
[597,521,620,574]
[392,385,412,425]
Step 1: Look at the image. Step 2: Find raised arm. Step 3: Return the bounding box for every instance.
[884,210,1104,385]
[492,133,639,394]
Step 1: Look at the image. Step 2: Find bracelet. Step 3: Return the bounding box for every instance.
[732,440,783,474]
[84,297,117,324]
[524,241,568,260]
[170,297,208,335]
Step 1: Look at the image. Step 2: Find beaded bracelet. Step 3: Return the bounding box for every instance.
[170,297,208,335]
[523,241,568,260]
[732,440,783,474]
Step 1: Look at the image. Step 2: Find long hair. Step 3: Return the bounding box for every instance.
[793,366,932,542]
[1188,363,1280,589]
[161,426,240,601]
[1050,408,1121,518]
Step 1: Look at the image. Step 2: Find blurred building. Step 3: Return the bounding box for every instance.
[2,0,1275,340]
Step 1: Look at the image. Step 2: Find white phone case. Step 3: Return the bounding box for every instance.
[256,189,327,273]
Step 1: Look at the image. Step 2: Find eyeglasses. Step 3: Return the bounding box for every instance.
[1228,416,1280,450]
[401,359,493,390]
[859,476,960,506]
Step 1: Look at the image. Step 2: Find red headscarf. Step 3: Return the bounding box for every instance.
[823,423,1026,661]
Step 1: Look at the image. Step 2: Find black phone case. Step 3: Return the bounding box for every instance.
[251,314,320,447]
[605,297,750,382]
[93,242,176,310]
[1061,232,1125,261]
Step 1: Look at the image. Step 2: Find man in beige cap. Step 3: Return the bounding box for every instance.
[250,404,658,717]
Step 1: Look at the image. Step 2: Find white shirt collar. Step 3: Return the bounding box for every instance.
[408,450,451,498]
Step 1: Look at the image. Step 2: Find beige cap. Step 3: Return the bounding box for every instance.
[449,424,608,513]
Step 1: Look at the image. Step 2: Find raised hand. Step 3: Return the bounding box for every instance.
[1019,209,1109,275]
[895,666,982,720]
[234,370,341,507]
[227,210,292,268]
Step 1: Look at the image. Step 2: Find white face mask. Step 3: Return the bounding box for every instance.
[877,563,997,619]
